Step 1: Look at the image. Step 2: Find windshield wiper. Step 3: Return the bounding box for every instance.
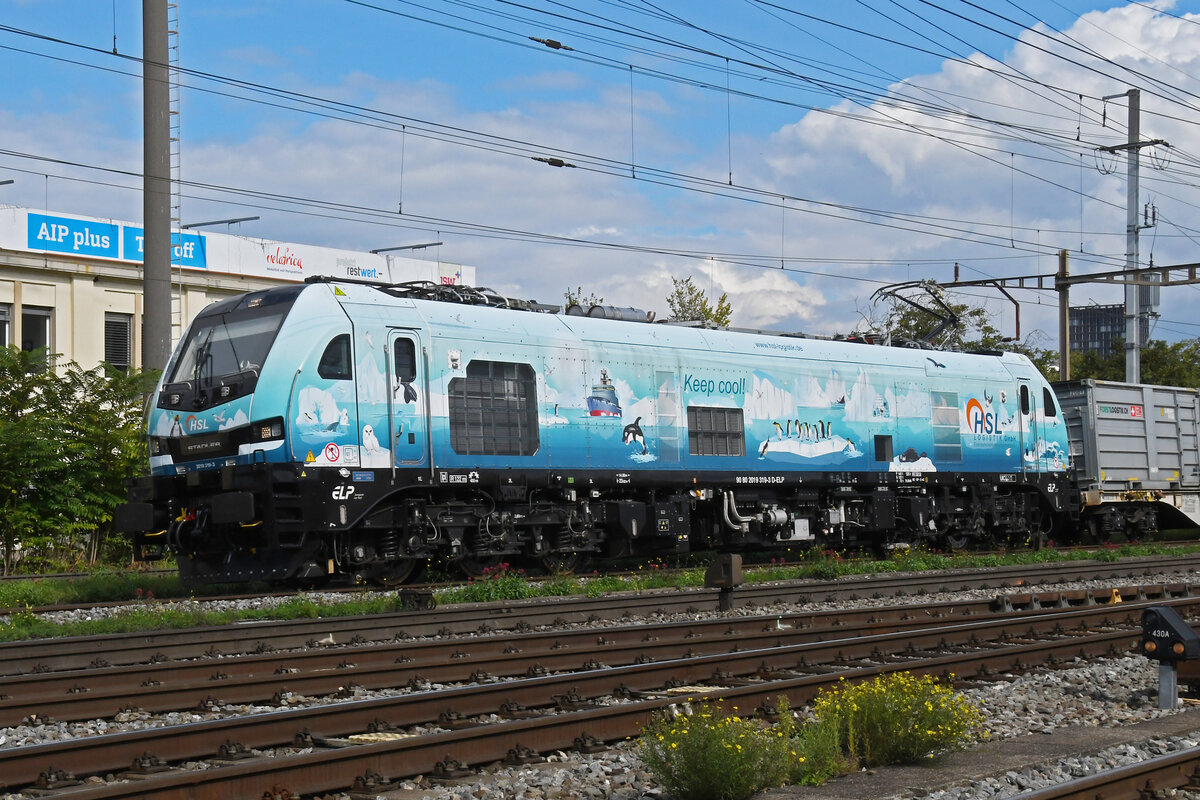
[191,325,217,409]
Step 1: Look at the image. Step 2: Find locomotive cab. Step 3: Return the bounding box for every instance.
[117,284,353,583]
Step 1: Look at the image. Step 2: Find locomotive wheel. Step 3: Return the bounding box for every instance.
[458,554,505,578]
[371,558,423,586]
[539,552,582,575]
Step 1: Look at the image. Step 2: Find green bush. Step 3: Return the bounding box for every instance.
[637,676,982,798]
[0,346,157,575]
[639,699,793,800]
[786,711,849,785]
[811,672,984,767]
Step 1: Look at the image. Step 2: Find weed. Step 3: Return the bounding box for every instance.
[811,672,984,767]
[639,699,792,800]
[436,563,540,603]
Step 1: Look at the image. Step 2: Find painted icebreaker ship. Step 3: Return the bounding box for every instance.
[586,369,621,416]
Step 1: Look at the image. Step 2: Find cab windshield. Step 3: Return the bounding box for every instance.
[170,311,284,384]
[159,287,302,411]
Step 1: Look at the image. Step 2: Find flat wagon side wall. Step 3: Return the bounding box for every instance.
[1054,380,1200,490]
[1054,379,1200,530]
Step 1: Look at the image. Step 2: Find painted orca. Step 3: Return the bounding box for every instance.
[623,416,648,455]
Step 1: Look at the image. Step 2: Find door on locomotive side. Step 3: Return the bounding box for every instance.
[389,329,429,466]
[1017,380,1040,475]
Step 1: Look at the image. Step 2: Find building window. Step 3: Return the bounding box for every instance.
[0,304,9,347]
[21,306,51,353]
[104,312,133,372]
[448,360,539,456]
[687,406,745,456]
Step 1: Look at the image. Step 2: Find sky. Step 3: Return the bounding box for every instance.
[4,0,1200,351]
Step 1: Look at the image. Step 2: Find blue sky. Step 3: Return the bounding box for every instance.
[4,1,1200,350]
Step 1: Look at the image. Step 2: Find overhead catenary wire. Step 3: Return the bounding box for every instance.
[3,2,1200,325]
[3,13,1180,232]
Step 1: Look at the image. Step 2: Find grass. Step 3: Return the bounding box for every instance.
[0,568,226,611]
[2,541,1198,641]
[0,590,424,642]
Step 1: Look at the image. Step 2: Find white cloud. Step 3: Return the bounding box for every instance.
[5,3,1200,346]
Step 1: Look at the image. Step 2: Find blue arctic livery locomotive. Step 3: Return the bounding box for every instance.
[116,278,1072,586]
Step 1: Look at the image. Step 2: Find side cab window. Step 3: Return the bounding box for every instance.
[1042,386,1058,418]
[318,334,352,380]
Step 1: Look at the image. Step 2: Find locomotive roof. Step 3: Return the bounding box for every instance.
[300,275,1034,375]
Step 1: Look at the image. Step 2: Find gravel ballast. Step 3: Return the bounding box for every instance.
[3,567,1199,800]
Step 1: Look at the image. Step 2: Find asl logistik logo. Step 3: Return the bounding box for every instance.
[965,398,1000,435]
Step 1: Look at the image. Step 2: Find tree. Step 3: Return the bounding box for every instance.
[0,346,155,574]
[564,286,604,311]
[666,276,732,326]
[1070,339,1200,389]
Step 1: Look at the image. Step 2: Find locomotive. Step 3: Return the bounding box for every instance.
[116,277,1077,586]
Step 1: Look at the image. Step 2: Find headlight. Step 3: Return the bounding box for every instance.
[250,417,285,442]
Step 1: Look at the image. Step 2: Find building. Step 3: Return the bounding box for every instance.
[0,207,475,371]
[1068,303,1150,358]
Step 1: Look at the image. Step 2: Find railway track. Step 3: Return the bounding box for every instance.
[1017,745,1200,799]
[5,550,1198,617]
[2,581,1192,799]
[4,555,1193,676]
[3,582,1185,727]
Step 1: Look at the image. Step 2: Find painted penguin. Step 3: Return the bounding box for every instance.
[394,381,418,404]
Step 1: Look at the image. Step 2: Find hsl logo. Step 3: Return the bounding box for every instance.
[185,415,209,432]
[965,398,1000,435]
